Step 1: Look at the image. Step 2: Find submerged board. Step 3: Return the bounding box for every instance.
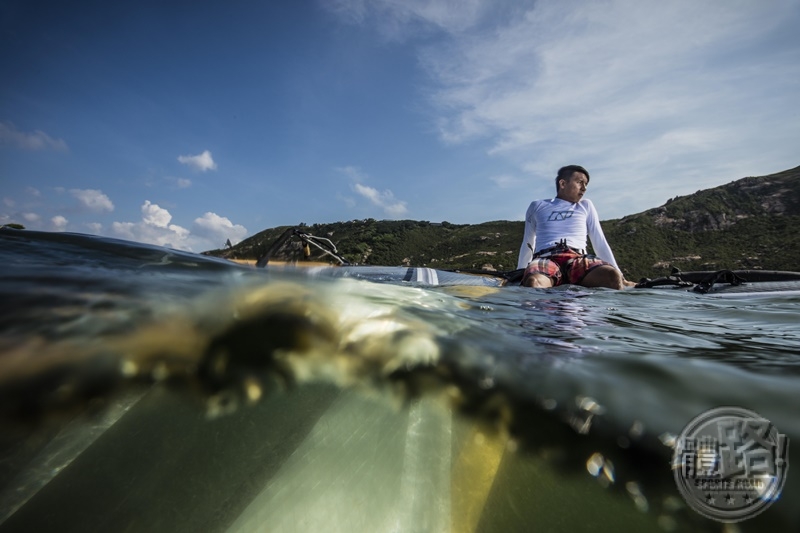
[0,385,670,533]
[305,265,506,287]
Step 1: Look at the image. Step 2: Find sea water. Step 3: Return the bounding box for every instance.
[0,228,798,532]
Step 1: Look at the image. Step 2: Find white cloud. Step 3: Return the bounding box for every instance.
[439,2,799,213]
[336,165,367,181]
[22,212,41,223]
[85,222,103,234]
[112,201,190,250]
[2,197,14,208]
[336,192,357,209]
[420,1,783,150]
[111,200,246,252]
[192,212,248,247]
[338,166,409,217]
[165,177,193,189]
[51,215,68,231]
[333,0,800,218]
[26,186,41,197]
[353,183,408,217]
[0,121,68,152]
[110,221,136,238]
[70,188,114,213]
[178,150,217,172]
[489,174,524,189]
[325,0,487,38]
[141,200,173,228]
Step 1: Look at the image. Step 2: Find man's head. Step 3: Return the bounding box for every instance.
[555,165,590,203]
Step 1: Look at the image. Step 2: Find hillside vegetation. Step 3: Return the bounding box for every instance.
[207,166,800,280]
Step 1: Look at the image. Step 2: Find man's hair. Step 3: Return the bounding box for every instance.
[555,165,590,192]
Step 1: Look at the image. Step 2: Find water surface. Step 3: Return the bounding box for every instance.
[1,228,798,532]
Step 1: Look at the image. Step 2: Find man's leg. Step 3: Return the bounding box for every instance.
[580,265,624,290]
[521,259,559,288]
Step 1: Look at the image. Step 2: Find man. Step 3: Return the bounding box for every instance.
[517,165,633,289]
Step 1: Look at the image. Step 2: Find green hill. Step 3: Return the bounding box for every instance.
[602,165,800,278]
[209,219,524,272]
[206,165,800,280]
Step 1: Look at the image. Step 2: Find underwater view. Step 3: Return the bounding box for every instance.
[0,228,798,533]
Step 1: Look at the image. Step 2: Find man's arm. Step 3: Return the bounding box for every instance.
[587,207,635,286]
[517,203,537,269]
[585,200,619,270]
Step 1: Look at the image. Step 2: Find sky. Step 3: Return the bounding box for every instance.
[2,0,799,252]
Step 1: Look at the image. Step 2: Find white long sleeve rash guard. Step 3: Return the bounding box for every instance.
[516,198,620,270]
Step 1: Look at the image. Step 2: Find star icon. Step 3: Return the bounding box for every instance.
[744,494,754,505]
[726,494,735,506]
[706,494,716,505]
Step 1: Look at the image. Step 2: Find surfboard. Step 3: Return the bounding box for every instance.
[295,265,800,296]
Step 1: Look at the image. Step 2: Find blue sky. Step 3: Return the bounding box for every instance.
[2,0,799,252]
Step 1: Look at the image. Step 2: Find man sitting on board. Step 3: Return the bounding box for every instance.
[517,165,634,289]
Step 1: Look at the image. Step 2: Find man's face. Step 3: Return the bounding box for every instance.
[557,172,588,203]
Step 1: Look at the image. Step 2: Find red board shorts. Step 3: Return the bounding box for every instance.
[522,249,611,286]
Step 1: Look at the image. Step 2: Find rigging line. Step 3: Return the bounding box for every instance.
[296,232,350,265]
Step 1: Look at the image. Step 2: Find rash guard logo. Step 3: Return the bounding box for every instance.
[547,211,573,221]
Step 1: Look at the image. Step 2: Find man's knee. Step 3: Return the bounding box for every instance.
[607,268,624,290]
[523,273,553,288]
[582,266,623,290]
